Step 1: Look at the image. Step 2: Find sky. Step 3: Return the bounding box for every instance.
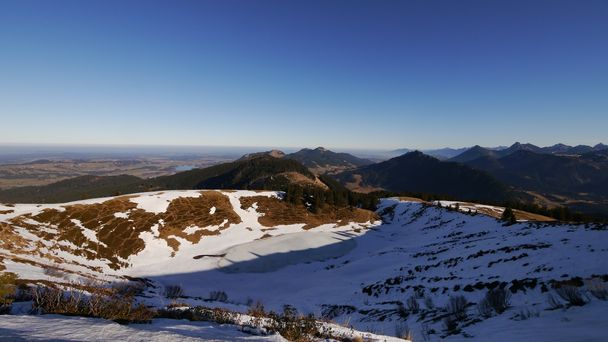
[1,0,607,150]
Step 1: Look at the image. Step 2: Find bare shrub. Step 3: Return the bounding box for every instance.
[208,290,228,302]
[547,293,563,310]
[446,295,468,320]
[14,284,33,302]
[192,306,238,325]
[477,297,493,318]
[164,285,184,299]
[479,287,511,315]
[43,266,65,279]
[395,323,413,340]
[267,305,319,342]
[555,286,586,306]
[112,282,145,298]
[420,323,432,342]
[424,296,435,310]
[0,272,17,314]
[32,283,155,323]
[247,300,266,317]
[443,314,459,333]
[587,280,608,300]
[406,296,420,313]
[516,307,539,320]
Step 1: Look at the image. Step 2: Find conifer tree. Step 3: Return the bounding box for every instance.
[501,207,517,225]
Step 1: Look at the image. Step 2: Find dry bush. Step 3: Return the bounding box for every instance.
[164,284,184,299]
[247,300,266,317]
[587,280,608,300]
[547,293,564,310]
[267,305,319,342]
[208,290,228,302]
[477,297,493,318]
[446,295,468,320]
[442,295,468,334]
[555,286,586,307]
[32,283,155,324]
[192,306,238,325]
[516,307,540,320]
[443,314,459,333]
[406,296,420,313]
[43,266,66,279]
[395,323,413,340]
[14,283,33,302]
[424,296,435,310]
[0,272,17,314]
[478,287,511,317]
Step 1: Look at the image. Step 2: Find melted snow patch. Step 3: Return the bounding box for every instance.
[183,225,204,235]
[114,212,129,219]
[129,191,202,214]
[71,219,107,247]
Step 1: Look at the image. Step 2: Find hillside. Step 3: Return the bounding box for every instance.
[0,175,145,203]
[1,192,607,341]
[0,155,327,203]
[391,148,470,160]
[449,145,500,163]
[462,150,608,215]
[285,147,373,174]
[337,151,512,202]
[149,154,325,191]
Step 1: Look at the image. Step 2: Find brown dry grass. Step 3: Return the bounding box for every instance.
[278,172,329,190]
[343,174,384,193]
[397,196,428,203]
[512,209,556,222]
[240,196,377,230]
[158,191,241,249]
[2,191,241,269]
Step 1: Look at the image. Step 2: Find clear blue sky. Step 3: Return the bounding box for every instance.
[1,0,607,149]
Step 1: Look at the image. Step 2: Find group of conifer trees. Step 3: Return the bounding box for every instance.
[283,184,378,213]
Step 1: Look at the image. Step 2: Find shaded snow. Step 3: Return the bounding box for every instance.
[217,231,357,273]
[0,315,286,341]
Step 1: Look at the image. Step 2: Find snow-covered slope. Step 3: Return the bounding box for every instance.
[1,192,607,341]
[0,314,286,341]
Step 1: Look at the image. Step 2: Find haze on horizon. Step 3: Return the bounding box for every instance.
[1,0,607,150]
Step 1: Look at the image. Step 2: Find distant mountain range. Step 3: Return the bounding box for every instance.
[391,146,507,160]
[449,142,608,163]
[392,142,607,161]
[284,147,373,174]
[336,151,512,203]
[3,144,608,218]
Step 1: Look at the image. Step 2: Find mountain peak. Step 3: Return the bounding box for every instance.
[238,150,285,161]
[594,143,608,150]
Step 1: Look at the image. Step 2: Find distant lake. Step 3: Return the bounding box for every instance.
[175,165,196,172]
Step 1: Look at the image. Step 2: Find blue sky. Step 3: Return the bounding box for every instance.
[1,0,607,149]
